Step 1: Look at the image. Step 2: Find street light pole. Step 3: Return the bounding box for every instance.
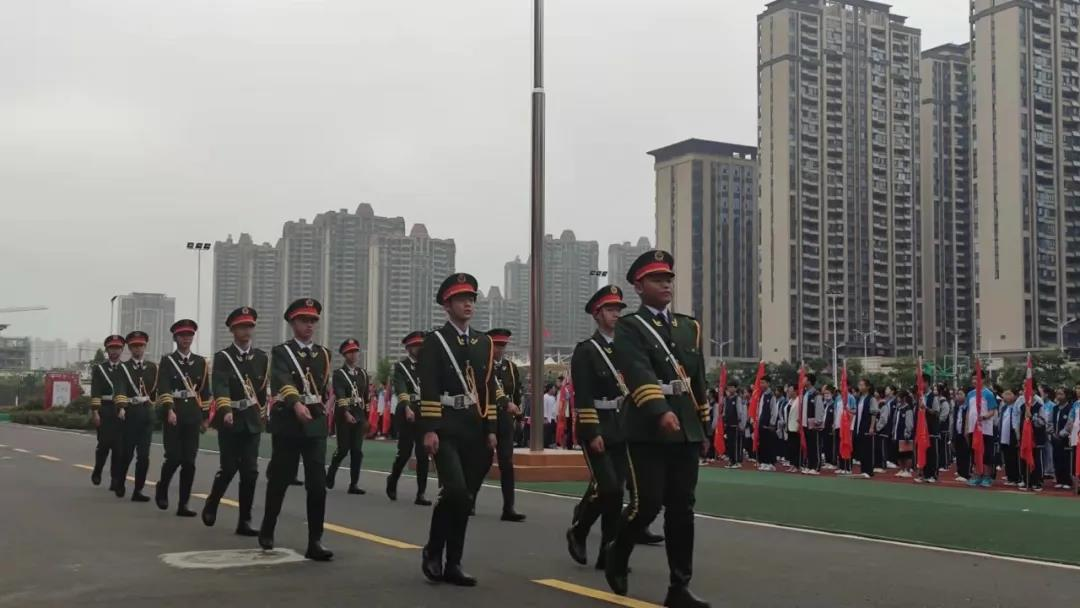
[186,242,211,353]
[1058,318,1078,353]
[528,0,546,452]
[109,295,119,334]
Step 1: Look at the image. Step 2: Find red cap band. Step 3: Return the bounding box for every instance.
[229,314,256,327]
[404,336,424,347]
[105,338,125,348]
[633,261,673,282]
[341,344,359,354]
[441,283,476,301]
[491,337,510,346]
[590,293,624,314]
[126,337,147,346]
[287,306,320,321]
[172,328,195,336]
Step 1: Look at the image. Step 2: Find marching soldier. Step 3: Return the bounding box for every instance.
[326,338,370,495]
[418,273,502,587]
[155,319,210,517]
[386,331,431,505]
[259,298,333,562]
[604,250,711,608]
[90,335,130,493]
[472,328,526,522]
[118,331,157,502]
[202,307,268,536]
[566,285,629,570]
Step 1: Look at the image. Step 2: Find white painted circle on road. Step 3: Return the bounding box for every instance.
[160,548,305,570]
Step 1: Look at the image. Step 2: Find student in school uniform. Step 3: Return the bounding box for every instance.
[783,385,801,472]
[1038,384,1056,483]
[1052,387,1073,490]
[873,387,894,473]
[820,385,837,471]
[1022,393,1047,492]
[891,390,915,478]
[915,383,947,484]
[997,388,1022,487]
[953,387,972,482]
[852,379,877,478]
[755,380,777,471]
[936,387,954,471]
[965,374,1000,488]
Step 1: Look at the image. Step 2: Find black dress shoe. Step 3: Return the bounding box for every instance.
[305,541,334,561]
[235,522,260,537]
[201,506,217,527]
[324,473,335,490]
[603,543,628,596]
[663,586,711,608]
[636,529,665,545]
[176,506,197,518]
[155,492,169,511]
[113,483,126,498]
[442,564,477,587]
[386,480,398,501]
[566,528,587,565]
[347,485,366,495]
[91,471,102,486]
[291,478,304,486]
[421,547,443,582]
[501,510,526,522]
[131,491,150,503]
[414,495,432,506]
[258,534,274,550]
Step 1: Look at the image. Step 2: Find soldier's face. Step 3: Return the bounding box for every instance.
[594,305,621,332]
[175,334,194,352]
[492,343,506,359]
[231,324,254,344]
[106,346,122,361]
[345,351,360,366]
[291,317,317,342]
[406,345,421,359]
[635,274,673,307]
[128,344,145,359]
[444,294,474,322]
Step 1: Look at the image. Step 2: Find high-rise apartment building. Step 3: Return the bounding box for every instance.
[116,292,176,361]
[758,0,922,362]
[607,237,652,311]
[920,43,976,360]
[650,139,759,360]
[366,224,455,368]
[212,233,283,351]
[972,0,1080,353]
[541,231,598,356]
[474,286,525,359]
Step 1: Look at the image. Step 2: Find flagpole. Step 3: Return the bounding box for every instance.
[528,0,546,452]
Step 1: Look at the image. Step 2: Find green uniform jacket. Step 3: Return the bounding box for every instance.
[211,345,269,435]
[613,307,708,443]
[120,358,158,422]
[417,322,504,438]
[392,357,421,417]
[269,341,331,438]
[571,332,627,445]
[156,353,211,426]
[90,362,130,417]
[332,364,370,425]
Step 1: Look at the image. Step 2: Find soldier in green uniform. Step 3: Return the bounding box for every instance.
[326,338,370,495]
[202,307,268,536]
[259,298,333,562]
[418,273,502,587]
[566,285,629,569]
[472,328,525,522]
[90,335,130,492]
[155,319,211,517]
[117,331,157,502]
[386,331,431,505]
[604,251,711,608]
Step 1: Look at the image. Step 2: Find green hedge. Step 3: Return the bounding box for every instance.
[9,410,94,430]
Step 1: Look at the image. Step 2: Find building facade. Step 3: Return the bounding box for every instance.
[116,292,176,361]
[212,233,283,351]
[758,0,922,362]
[541,231,599,357]
[650,139,759,361]
[607,237,652,311]
[920,43,976,361]
[972,0,1080,353]
[30,338,70,370]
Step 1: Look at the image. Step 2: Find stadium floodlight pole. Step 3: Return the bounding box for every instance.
[528,0,546,452]
[109,295,119,334]
[186,242,211,352]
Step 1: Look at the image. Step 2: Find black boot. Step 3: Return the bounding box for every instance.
[131,490,150,503]
[566,528,587,565]
[442,564,477,587]
[176,505,197,517]
[501,509,526,522]
[113,480,126,498]
[325,460,339,490]
[202,473,226,527]
[603,542,629,596]
[347,485,365,495]
[305,539,334,561]
[258,532,274,550]
[386,476,398,501]
[662,586,711,608]
[636,528,665,545]
[421,547,443,583]
[154,481,169,511]
[235,520,260,537]
[91,470,102,486]
[415,494,432,506]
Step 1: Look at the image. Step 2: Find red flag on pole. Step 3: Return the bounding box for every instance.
[1020,354,1036,473]
[839,363,853,460]
[555,385,568,448]
[915,358,930,470]
[972,359,985,476]
[381,382,393,435]
[367,389,379,438]
[569,382,578,448]
[797,362,807,458]
[713,363,728,458]
[748,361,766,453]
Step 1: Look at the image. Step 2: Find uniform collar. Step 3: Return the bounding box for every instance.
[446,320,469,338]
[594,329,614,344]
[175,350,192,361]
[645,304,670,321]
[233,342,252,356]
[293,338,313,350]
[407,355,417,364]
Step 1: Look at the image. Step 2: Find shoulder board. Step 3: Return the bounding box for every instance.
[673,313,697,322]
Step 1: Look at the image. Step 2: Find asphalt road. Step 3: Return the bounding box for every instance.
[2,422,1079,608]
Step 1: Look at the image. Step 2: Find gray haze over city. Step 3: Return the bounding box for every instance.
[1,0,967,345]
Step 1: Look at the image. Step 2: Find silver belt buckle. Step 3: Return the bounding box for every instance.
[410,394,420,402]
[302,395,320,405]
[453,395,465,409]
[233,399,251,411]
[671,380,686,395]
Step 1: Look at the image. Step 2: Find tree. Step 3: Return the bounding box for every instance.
[376,357,393,386]
[92,348,105,364]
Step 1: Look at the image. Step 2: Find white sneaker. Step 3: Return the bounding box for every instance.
[1055,484,1064,489]
[806,469,820,476]
[955,476,968,483]
[1018,482,1026,489]
[874,468,885,473]
[1004,481,1016,487]
[822,463,836,470]
[914,477,924,484]
[859,473,871,479]
[886,462,898,469]
[927,478,937,484]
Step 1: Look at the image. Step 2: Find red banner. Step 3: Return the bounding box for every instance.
[915,358,930,470]
[1020,354,1036,472]
[797,363,807,458]
[713,363,727,457]
[972,359,985,476]
[749,361,766,453]
[839,364,853,460]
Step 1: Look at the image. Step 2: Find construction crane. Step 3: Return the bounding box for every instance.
[0,306,47,313]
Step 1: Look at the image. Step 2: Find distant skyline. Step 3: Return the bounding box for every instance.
[1,1,968,344]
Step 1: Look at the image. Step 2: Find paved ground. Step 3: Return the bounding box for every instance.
[2,423,1079,608]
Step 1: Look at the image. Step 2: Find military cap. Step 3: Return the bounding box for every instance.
[103,334,126,349]
[626,249,675,283]
[170,319,198,336]
[284,298,322,322]
[225,306,258,328]
[401,331,425,347]
[585,285,627,315]
[125,331,149,346]
[339,338,360,355]
[487,328,512,346]
[436,273,478,305]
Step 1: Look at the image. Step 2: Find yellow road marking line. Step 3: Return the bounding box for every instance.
[191,493,236,507]
[37,455,61,462]
[0,443,8,448]
[13,448,30,453]
[533,579,660,608]
[74,464,94,471]
[127,475,156,487]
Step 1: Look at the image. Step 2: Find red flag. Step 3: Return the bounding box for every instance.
[569,382,578,448]
[797,362,807,458]
[915,358,930,470]
[972,359,985,476]
[555,384,569,448]
[839,364,853,460]
[1020,354,1036,473]
[367,390,379,438]
[748,361,766,453]
[381,382,393,435]
[713,363,728,458]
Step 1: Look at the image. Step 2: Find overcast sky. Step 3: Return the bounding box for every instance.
[1,0,968,348]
